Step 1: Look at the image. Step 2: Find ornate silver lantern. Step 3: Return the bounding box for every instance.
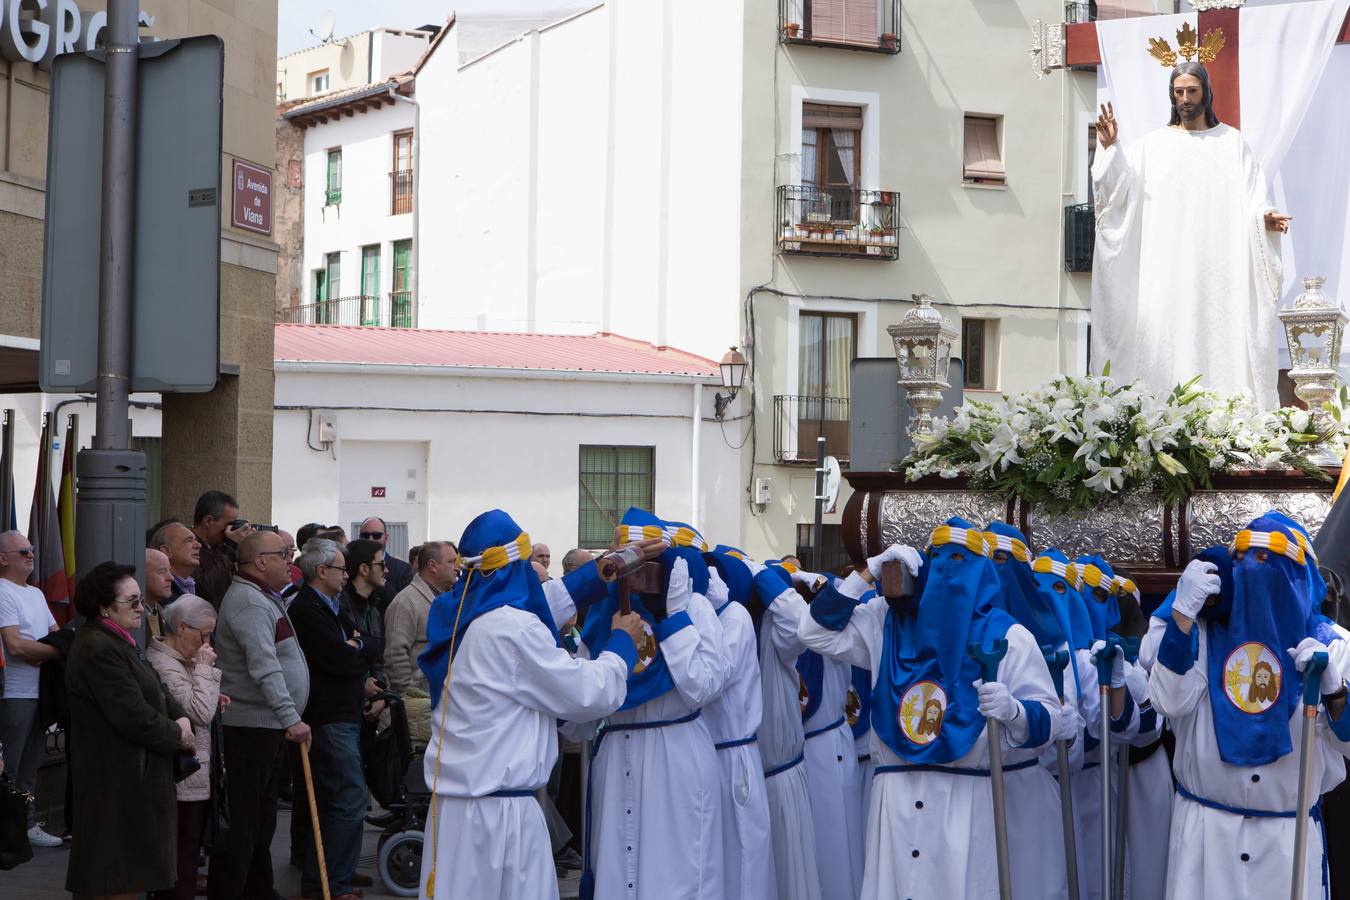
[1279,276,1346,425]
[887,293,958,437]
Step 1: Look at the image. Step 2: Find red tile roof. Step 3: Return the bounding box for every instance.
[274,324,719,378]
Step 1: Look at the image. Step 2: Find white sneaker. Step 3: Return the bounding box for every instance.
[27,824,63,848]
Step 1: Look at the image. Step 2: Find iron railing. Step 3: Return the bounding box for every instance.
[779,0,900,53]
[1065,1,1094,23]
[390,168,413,215]
[774,395,851,464]
[325,186,342,206]
[1064,202,1094,272]
[277,294,416,328]
[776,186,899,260]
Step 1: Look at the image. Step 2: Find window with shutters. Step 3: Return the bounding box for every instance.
[963,115,1005,185]
[325,148,342,205]
[779,0,899,53]
[961,318,1000,391]
[578,446,655,548]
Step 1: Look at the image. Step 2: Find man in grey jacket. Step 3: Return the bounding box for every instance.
[208,531,312,900]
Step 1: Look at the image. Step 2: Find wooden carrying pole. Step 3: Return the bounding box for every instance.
[299,741,331,900]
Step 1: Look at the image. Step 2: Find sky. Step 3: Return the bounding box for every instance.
[277,1,587,56]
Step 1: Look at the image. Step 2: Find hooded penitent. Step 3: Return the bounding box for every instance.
[986,522,1068,652]
[578,508,711,712]
[1032,548,1088,695]
[870,518,1021,764]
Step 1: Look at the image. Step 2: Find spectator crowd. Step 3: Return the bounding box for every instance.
[0,489,589,900]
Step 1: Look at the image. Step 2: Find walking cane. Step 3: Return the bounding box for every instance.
[1042,645,1081,900]
[970,637,1013,900]
[1291,650,1328,900]
[299,741,331,900]
[1111,636,1141,900]
[1092,635,1124,900]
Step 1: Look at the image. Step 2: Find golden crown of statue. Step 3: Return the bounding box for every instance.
[1147,21,1226,68]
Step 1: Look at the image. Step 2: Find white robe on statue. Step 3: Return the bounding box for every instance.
[420,580,631,900]
[758,585,824,900]
[802,653,865,900]
[799,581,1066,900]
[572,586,730,900]
[1148,617,1350,900]
[703,587,777,900]
[1091,123,1282,406]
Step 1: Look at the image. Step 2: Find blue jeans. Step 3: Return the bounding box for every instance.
[301,722,367,897]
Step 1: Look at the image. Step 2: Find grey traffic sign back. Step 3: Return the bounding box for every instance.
[40,35,223,393]
[849,357,966,470]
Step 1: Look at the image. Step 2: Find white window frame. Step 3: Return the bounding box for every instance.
[782,297,877,460]
[786,85,882,191]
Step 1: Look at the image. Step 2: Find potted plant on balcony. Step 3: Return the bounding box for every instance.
[880,32,898,51]
[785,21,801,38]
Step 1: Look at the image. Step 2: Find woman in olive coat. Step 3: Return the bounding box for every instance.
[65,561,194,899]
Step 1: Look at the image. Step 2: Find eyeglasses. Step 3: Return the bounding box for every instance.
[368,560,387,570]
[191,626,213,641]
[114,595,145,610]
[2,547,33,557]
[360,531,385,540]
[255,550,290,560]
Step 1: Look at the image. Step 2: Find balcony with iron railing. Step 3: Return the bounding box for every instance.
[779,0,900,53]
[277,293,417,328]
[774,395,851,464]
[1064,202,1094,272]
[776,186,899,260]
[390,168,413,215]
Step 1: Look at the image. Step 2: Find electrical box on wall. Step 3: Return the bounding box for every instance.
[753,477,773,505]
[316,413,337,443]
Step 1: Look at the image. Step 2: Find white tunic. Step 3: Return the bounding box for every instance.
[803,653,865,900]
[419,580,631,900]
[1148,617,1350,900]
[1091,124,1281,406]
[798,583,1066,900]
[758,586,824,900]
[575,588,731,900]
[703,600,777,900]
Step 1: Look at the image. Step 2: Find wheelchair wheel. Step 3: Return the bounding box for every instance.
[377,829,424,898]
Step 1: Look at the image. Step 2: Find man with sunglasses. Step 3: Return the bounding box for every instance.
[357,516,413,610]
[0,529,62,848]
[340,539,388,691]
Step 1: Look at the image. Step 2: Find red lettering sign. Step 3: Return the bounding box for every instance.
[232,159,272,235]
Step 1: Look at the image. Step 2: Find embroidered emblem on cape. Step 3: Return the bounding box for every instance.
[1223,642,1282,715]
[845,686,862,727]
[899,681,947,746]
[632,620,659,675]
[798,673,811,714]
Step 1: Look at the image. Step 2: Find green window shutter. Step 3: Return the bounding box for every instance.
[578,446,655,548]
[360,245,380,325]
[326,148,342,205]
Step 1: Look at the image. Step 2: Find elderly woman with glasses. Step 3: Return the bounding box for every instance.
[147,594,229,900]
[65,561,195,900]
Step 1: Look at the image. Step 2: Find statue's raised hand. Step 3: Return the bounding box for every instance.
[1096,102,1118,149]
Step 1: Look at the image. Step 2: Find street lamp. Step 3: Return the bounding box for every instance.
[715,346,748,420]
[1279,276,1347,430]
[887,293,958,437]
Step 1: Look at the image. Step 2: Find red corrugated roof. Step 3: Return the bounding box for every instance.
[274,324,719,378]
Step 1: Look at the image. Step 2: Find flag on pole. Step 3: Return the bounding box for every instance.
[29,414,71,626]
[58,415,77,595]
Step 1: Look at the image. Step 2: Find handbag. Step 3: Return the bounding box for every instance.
[203,709,231,849]
[173,749,203,783]
[0,773,33,870]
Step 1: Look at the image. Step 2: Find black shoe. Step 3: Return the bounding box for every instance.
[352,872,373,887]
[364,810,399,828]
[555,847,583,871]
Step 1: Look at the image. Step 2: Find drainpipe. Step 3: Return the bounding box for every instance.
[392,91,419,324]
[691,382,702,530]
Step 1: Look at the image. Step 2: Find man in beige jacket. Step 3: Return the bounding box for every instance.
[383,540,458,697]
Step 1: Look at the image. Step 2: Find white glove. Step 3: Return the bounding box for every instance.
[743,559,766,577]
[790,568,824,586]
[666,557,691,615]
[1051,700,1083,745]
[705,569,729,606]
[1123,660,1150,704]
[974,679,1021,724]
[1288,637,1344,696]
[867,543,922,581]
[1091,639,1126,689]
[1173,559,1221,620]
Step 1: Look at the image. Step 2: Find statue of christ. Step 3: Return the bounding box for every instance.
[1091,62,1291,408]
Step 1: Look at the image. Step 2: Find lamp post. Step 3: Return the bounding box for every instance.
[888,293,958,437]
[1279,276,1346,433]
[714,346,748,420]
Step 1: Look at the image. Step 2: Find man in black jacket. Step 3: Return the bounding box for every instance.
[339,539,387,686]
[357,516,413,611]
[289,539,378,900]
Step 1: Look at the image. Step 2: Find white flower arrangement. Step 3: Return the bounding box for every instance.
[900,373,1350,513]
